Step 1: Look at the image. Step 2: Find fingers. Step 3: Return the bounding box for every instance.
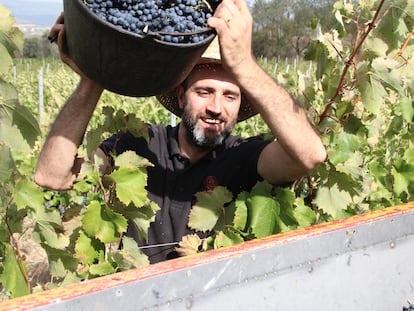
[207,0,253,73]
[48,12,64,43]
[208,0,252,38]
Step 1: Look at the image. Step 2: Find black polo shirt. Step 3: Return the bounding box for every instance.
[100,124,270,263]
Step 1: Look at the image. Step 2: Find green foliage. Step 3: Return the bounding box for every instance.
[0,0,414,302]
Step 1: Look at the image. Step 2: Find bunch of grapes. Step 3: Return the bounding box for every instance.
[84,0,220,43]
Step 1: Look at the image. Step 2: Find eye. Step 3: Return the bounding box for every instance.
[224,93,238,101]
[196,89,211,97]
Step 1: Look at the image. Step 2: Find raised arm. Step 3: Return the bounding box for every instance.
[208,0,327,185]
[34,14,108,190]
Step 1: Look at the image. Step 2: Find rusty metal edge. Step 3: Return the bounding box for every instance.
[2,202,414,310]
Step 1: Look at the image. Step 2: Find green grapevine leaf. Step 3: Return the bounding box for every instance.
[364,37,388,58]
[82,200,128,243]
[75,230,105,265]
[247,182,279,238]
[114,150,153,168]
[0,143,15,182]
[60,271,83,287]
[334,10,346,38]
[358,68,388,114]
[0,80,40,148]
[399,95,414,123]
[188,186,233,232]
[314,183,353,218]
[89,261,115,277]
[371,58,404,95]
[233,191,249,230]
[0,4,20,32]
[42,244,78,278]
[116,236,149,268]
[31,205,69,249]
[391,160,414,196]
[274,187,298,228]
[213,229,244,249]
[374,3,410,51]
[123,201,159,241]
[293,198,317,227]
[75,160,100,188]
[108,167,148,207]
[0,244,29,298]
[13,179,44,210]
[0,44,12,74]
[124,114,149,141]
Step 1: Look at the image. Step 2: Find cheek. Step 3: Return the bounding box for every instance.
[224,102,240,120]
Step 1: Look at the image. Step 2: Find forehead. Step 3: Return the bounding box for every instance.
[186,64,240,91]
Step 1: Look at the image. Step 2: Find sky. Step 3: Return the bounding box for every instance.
[1,0,63,26]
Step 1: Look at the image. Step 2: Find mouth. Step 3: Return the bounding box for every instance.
[202,117,223,125]
[200,117,225,131]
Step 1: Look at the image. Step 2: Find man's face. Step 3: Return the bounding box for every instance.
[178,64,241,148]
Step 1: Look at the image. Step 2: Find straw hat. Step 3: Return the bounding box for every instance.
[156,37,257,122]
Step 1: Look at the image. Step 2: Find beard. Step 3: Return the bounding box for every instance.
[181,105,236,149]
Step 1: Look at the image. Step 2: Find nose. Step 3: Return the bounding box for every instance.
[206,94,222,116]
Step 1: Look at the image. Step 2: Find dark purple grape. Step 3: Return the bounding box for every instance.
[84,0,217,43]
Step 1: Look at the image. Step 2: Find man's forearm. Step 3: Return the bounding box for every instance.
[35,79,103,190]
[237,60,327,182]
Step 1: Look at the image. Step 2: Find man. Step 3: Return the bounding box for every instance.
[35,0,326,263]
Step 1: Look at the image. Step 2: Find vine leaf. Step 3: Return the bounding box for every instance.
[391,160,414,196]
[75,230,105,265]
[328,131,361,165]
[213,229,244,249]
[0,144,15,182]
[108,167,148,207]
[116,236,149,268]
[399,95,414,123]
[13,179,44,210]
[176,234,202,257]
[89,261,115,277]
[188,186,233,232]
[114,150,153,168]
[0,244,29,297]
[42,244,79,278]
[314,183,353,218]
[358,66,387,114]
[273,187,298,231]
[82,200,127,243]
[123,201,159,241]
[293,198,317,227]
[0,80,40,148]
[32,212,69,250]
[247,182,279,238]
[233,191,249,230]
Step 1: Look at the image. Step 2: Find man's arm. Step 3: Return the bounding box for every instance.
[34,79,108,190]
[34,13,110,190]
[208,0,327,185]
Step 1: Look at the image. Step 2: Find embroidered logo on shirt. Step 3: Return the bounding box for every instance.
[203,175,219,192]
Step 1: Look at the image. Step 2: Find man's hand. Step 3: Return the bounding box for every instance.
[48,12,97,84]
[207,0,255,74]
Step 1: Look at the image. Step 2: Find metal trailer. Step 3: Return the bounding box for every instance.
[2,203,414,311]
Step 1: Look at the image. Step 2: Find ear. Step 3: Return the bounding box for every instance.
[176,85,185,109]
